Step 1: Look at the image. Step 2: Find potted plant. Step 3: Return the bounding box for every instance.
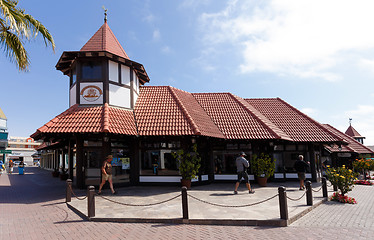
[52,168,60,177]
[172,144,201,189]
[60,168,69,180]
[251,153,276,187]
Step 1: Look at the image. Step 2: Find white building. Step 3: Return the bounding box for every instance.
[0,107,8,163]
[6,137,41,165]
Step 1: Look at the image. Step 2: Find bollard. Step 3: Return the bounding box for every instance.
[278,186,288,220]
[322,177,328,199]
[181,186,188,219]
[306,181,313,206]
[333,184,338,192]
[87,186,95,219]
[66,179,72,203]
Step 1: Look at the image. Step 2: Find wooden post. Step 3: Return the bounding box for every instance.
[322,177,328,199]
[87,186,95,219]
[278,186,288,220]
[306,181,313,206]
[66,179,72,202]
[181,186,188,219]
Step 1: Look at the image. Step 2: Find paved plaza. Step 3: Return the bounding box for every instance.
[1,167,374,239]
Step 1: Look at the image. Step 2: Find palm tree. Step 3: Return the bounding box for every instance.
[0,0,55,71]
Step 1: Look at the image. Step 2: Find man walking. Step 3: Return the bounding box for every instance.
[234,152,255,194]
[294,155,310,190]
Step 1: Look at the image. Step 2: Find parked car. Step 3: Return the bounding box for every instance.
[13,160,20,166]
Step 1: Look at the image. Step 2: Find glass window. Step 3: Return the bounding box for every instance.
[121,65,130,85]
[141,150,179,176]
[71,67,77,85]
[81,61,102,80]
[111,148,130,184]
[109,60,119,83]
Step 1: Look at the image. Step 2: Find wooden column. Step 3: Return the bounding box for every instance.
[130,137,140,185]
[68,139,74,182]
[75,135,84,189]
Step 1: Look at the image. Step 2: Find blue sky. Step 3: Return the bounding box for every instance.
[2,0,374,145]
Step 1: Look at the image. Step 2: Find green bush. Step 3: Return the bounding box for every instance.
[251,153,276,178]
[172,144,201,180]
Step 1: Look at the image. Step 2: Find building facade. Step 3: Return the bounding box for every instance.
[33,20,356,189]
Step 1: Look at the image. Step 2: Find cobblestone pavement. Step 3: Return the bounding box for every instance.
[1,167,374,240]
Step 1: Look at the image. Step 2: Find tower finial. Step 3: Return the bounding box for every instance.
[102,6,108,23]
[349,118,352,126]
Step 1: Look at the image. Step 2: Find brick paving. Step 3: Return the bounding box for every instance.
[1,167,374,239]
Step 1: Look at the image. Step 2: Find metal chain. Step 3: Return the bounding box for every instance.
[187,193,279,208]
[286,190,306,201]
[312,186,323,192]
[96,193,181,207]
[326,182,333,187]
[68,185,87,201]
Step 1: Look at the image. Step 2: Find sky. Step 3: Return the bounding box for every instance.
[1,0,374,145]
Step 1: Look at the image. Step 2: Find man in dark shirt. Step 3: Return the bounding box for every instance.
[294,155,310,190]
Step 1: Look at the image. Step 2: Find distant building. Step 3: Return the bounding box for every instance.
[6,137,41,165]
[345,119,365,144]
[0,107,8,163]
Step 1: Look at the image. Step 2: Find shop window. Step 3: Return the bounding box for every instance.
[141,150,179,176]
[213,153,239,174]
[111,148,130,184]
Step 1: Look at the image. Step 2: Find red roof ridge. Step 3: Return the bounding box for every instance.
[31,104,79,138]
[103,103,110,132]
[168,86,201,136]
[277,98,345,143]
[229,94,291,141]
[324,124,374,153]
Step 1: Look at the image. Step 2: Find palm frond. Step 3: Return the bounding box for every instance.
[23,14,55,51]
[0,28,29,71]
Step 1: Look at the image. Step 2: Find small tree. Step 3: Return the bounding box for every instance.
[326,165,358,196]
[172,144,201,180]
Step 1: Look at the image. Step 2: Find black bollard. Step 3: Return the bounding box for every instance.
[87,186,95,219]
[306,181,313,206]
[181,186,188,219]
[333,184,338,192]
[278,186,288,220]
[66,179,72,203]
[322,177,328,199]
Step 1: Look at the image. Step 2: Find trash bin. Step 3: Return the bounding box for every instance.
[18,166,24,175]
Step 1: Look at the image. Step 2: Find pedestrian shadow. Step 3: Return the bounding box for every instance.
[54,220,87,224]
[210,193,235,196]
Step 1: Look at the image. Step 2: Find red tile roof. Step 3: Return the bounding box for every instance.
[323,124,374,154]
[345,125,364,138]
[80,22,129,60]
[245,98,342,143]
[31,104,137,138]
[193,93,291,140]
[134,86,224,138]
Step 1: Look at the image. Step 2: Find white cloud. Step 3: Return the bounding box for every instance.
[161,46,172,54]
[198,0,374,81]
[153,29,161,41]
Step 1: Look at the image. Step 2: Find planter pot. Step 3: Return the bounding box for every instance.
[60,173,69,181]
[52,171,60,177]
[257,177,268,187]
[181,179,191,189]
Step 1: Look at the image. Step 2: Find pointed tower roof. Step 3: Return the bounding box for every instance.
[80,22,129,60]
[345,125,364,138]
[0,107,6,120]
